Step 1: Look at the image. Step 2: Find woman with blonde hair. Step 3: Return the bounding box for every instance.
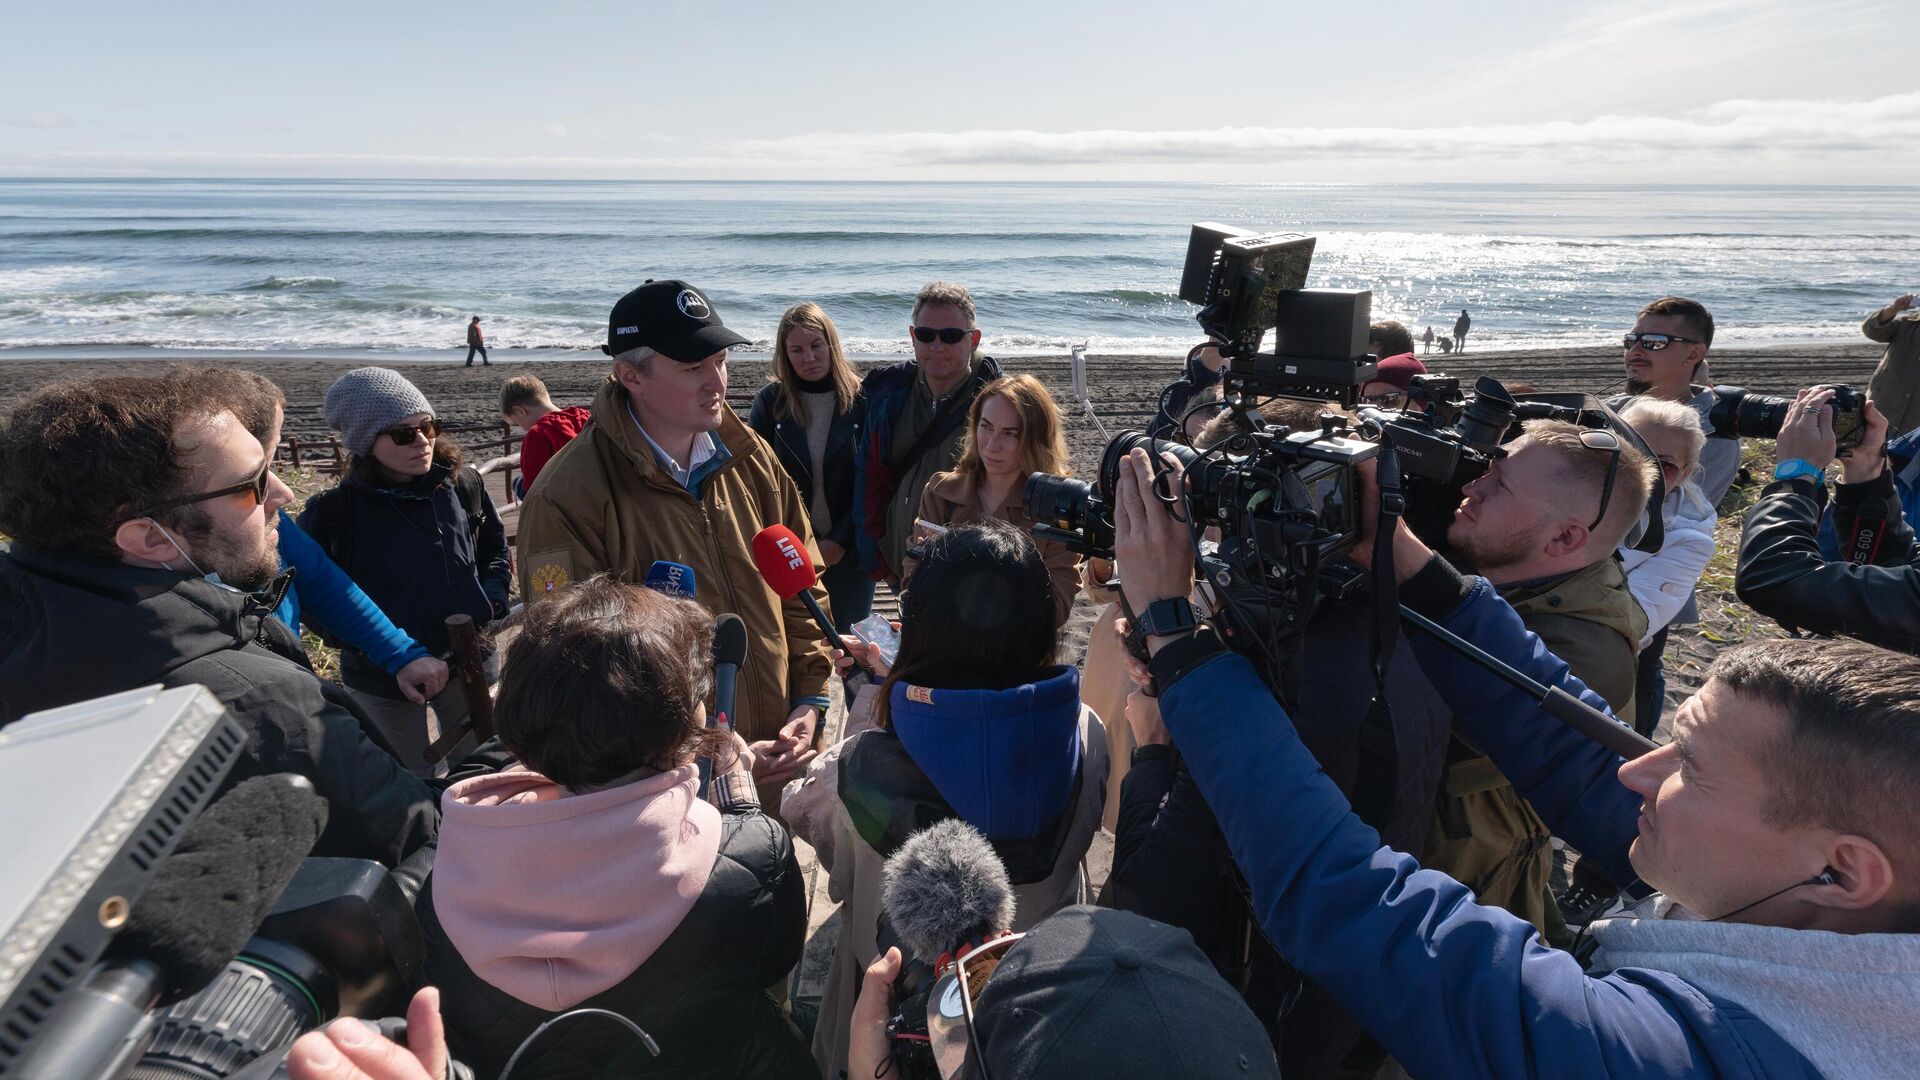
[910,373,1082,627]
[749,302,870,632]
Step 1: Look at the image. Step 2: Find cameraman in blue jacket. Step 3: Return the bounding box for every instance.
[1109,445,1920,1079]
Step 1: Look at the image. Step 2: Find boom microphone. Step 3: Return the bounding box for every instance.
[750,524,836,640]
[19,773,328,1078]
[643,560,698,600]
[880,819,1016,964]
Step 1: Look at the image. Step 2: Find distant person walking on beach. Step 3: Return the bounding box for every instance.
[1422,325,1435,353]
[1453,309,1472,353]
[1865,293,1920,437]
[465,316,490,367]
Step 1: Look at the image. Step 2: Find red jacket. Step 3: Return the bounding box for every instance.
[518,405,591,494]
[468,322,484,346]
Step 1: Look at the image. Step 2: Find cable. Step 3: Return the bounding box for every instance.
[497,1007,662,1080]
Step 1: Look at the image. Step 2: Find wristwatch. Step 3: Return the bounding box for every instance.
[1133,597,1199,640]
[1773,458,1825,483]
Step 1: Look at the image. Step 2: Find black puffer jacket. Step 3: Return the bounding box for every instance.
[1101,600,1451,1077]
[418,803,815,1080]
[1737,470,1920,653]
[0,546,439,866]
[298,462,511,696]
[746,382,862,554]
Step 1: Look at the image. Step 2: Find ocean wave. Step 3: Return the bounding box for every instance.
[237,275,344,292]
[0,264,113,292]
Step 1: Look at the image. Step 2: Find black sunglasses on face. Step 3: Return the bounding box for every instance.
[1580,428,1622,531]
[382,418,442,446]
[1622,333,1699,352]
[140,458,272,516]
[913,326,973,345]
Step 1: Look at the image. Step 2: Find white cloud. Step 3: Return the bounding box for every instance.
[546,123,571,139]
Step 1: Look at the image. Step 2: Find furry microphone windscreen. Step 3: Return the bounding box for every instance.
[880,818,1017,963]
[111,773,329,1001]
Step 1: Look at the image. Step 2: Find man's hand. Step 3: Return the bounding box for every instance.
[1775,386,1838,473]
[287,987,447,1080]
[847,947,903,1080]
[394,656,449,705]
[1882,294,1914,323]
[1350,458,1438,585]
[1840,399,1892,485]
[1196,340,1227,373]
[1126,689,1170,748]
[1112,448,1195,651]
[1111,617,1154,690]
[819,539,846,567]
[750,705,821,786]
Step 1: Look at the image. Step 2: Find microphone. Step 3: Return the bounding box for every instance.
[880,819,1016,965]
[701,614,748,799]
[20,774,327,1078]
[750,524,836,640]
[643,559,698,600]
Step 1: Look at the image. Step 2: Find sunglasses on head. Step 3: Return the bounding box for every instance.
[926,931,1024,1079]
[1580,428,1622,531]
[913,326,974,345]
[382,418,442,446]
[1622,333,1699,352]
[140,458,272,517]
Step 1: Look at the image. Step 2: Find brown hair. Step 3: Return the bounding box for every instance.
[1194,398,1348,451]
[1368,320,1415,358]
[1638,296,1716,349]
[954,375,1069,483]
[1709,638,1920,905]
[770,302,860,424]
[181,366,286,445]
[0,373,227,556]
[494,574,727,790]
[1520,418,1656,548]
[498,374,552,415]
[345,413,463,484]
[913,281,976,327]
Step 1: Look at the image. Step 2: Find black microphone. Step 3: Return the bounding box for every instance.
[20,773,328,1079]
[702,614,748,798]
[880,818,1016,965]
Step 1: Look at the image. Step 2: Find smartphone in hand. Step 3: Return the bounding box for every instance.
[849,614,901,669]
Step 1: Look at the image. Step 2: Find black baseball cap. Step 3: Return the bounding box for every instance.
[958,906,1280,1080]
[605,279,750,362]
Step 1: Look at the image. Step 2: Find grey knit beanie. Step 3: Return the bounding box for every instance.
[324,367,434,455]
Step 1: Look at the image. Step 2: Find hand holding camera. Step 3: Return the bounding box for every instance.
[1775,386,1890,483]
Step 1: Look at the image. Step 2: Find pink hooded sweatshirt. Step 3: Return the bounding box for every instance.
[431,763,722,1011]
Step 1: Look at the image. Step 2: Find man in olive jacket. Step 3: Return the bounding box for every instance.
[1426,419,1656,934]
[516,281,833,797]
[1864,293,1920,438]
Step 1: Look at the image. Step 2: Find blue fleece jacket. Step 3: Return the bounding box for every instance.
[1157,577,1819,1078]
[273,510,429,676]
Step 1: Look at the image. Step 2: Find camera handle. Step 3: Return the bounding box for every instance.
[1395,605,1658,761]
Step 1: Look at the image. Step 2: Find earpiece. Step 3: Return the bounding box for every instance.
[1810,867,1838,887]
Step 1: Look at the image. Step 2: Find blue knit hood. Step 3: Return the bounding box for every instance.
[887,665,1083,840]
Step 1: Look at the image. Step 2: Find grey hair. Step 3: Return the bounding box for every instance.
[613,345,657,375]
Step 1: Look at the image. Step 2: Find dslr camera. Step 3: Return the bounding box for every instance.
[1707,383,1865,453]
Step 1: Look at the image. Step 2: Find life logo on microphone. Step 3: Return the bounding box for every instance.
[676,289,710,319]
[776,536,805,570]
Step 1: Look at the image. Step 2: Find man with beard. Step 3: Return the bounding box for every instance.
[1615,296,1739,505]
[1427,419,1657,934]
[0,370,438,866]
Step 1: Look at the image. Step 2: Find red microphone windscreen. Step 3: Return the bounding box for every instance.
[751,524,819,599]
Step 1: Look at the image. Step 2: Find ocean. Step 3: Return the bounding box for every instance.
[0,179,1912,360]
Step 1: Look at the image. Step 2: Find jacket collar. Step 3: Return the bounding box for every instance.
[589,378,754,493]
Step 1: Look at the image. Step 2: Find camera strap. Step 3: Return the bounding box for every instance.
[1352,444,1406,828]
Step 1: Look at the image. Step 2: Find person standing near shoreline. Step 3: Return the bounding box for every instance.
[1864,292,1920,437]
[465,315,490,367]
[748,302,871,633]
[1453,308,1472,352]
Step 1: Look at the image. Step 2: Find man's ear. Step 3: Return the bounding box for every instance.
[1543,519,1590,559]
[1815,835,1896,913]
[113,517,180,566]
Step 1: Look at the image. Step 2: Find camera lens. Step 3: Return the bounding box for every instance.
[1025,473,1097,530]
[135,940,327,1079]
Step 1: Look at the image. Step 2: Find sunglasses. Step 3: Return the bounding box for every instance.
[382,417,442,446]
[1622,333,1699,352]
[913,326,974,345]
[926,931,1025,1079]
[1580,428,1622,531]
[140,458,272,516]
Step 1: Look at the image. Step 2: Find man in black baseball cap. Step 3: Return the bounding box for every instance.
[849,905,1282,1079]
[518,279,834,801]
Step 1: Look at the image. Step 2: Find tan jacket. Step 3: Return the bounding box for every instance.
[1865,309,1920,438]
[781,679,1107,1079]
[515,379,832,745]
[910,468,1084,628]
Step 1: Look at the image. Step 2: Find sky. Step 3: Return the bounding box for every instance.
[3,0,1916,182]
